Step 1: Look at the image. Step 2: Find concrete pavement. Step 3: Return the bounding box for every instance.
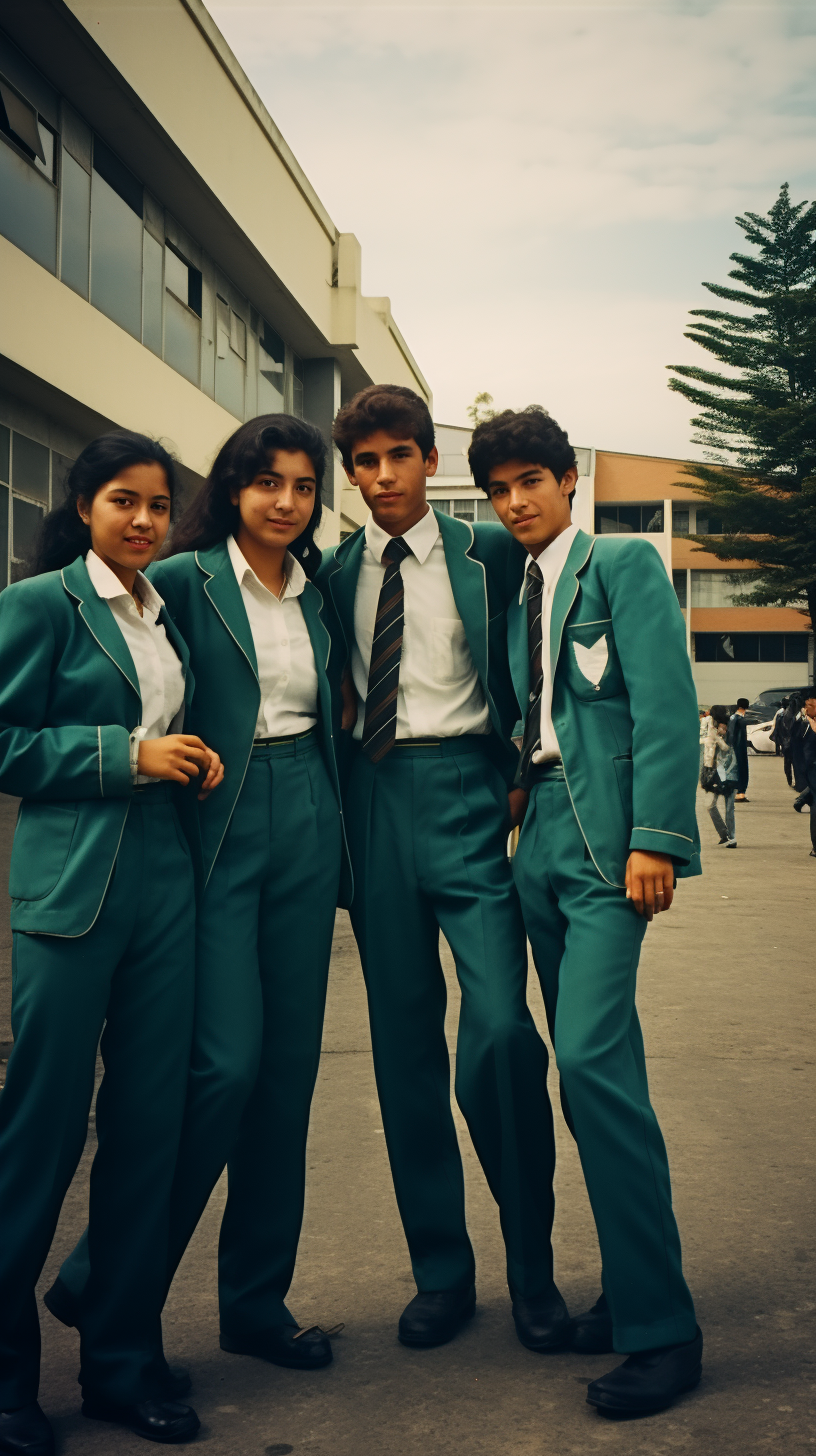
[0,753,814,1454]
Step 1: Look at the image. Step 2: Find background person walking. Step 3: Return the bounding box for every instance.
[703,707,739,848]
[729,698,750,802]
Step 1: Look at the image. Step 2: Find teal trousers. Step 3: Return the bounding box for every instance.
[58,733,341,1337]
[346,738,557,1298]
[513,776,697,1352]
[0,786,195,1407]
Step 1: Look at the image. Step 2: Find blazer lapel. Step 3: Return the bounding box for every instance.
[62,555,141,703]
[300,579,331,674]
[159,608,194,706]
[326,530,365,657]
[436,510,489,687]
[549,528,596,673]
[196,543,259,681]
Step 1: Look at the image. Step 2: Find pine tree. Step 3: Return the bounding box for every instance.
[466,392,497,428]
[667,183,816,633]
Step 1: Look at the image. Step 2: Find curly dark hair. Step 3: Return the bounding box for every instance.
[165,414,326,578]
[333,384,434,469]
[468,407,577,501]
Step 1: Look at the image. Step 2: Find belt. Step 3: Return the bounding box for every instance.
[131,780,172,796]
[253,727,316,748]
[375,735,489,758]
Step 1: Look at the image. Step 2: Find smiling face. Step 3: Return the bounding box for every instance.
[78,461,171,578]
[345,430,438,537]
[486,458,577,556]
[232,448,317,555]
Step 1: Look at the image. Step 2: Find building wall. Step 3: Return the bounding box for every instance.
[0,0,429,573]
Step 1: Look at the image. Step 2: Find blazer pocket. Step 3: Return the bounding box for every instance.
[432,618,470,684]
[9,803,79,901]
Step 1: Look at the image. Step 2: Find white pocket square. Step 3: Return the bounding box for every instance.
[573,635,608,688]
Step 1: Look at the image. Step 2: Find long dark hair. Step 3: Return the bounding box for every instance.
[30,432,178,577]
[166,415,327,577]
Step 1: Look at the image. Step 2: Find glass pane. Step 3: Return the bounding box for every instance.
[574,447,591,477]
[0,134,57,272]
[697,514,724,535]
[642,504,663,533]
[617,506,641,534]
[0,425,9,483]
[453,500,475,521]
[12,433,49,502]
[595,507,619,534]
[476,498,496,522]
[35,120,55,181]
[90,169,142,338]
[732,634,759,662]
[758,634,784,663]
[229,311,247,360]
[691,570,741,608]
[0,484,7,590]
[433,499,451,515]
[12,495,44,564]
[51,452,74,503]
[292,356,303,419]
[60,149,90,296]
[164,246,188,304]
[718,635,736,661]
[672,569,687,608]
[259,320,285,414]
[164,291,200,386]
[693,634,717,662]
[142,230,163,355]
[785,635,808,663]
[672,509,689,535]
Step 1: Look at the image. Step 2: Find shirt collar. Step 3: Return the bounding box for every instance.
[227,534,306,601]
[85,550,164,621]
[365,504,439,567]
[521,521,580,603]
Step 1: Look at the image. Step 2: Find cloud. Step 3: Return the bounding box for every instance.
[209,0,816,455]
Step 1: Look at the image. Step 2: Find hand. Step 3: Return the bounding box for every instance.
[625,850,674,922]
[137,734,217,788]
[197,747,224,801]
[507,788,529,829]
[341,670,358,732]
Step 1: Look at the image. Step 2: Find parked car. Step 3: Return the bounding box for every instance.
[747,721,776,754]
[744,688,811,725]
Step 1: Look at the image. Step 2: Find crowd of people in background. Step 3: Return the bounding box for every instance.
[699,691,816,859]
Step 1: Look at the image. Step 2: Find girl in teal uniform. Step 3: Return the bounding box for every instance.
[0,432,223,1453]
[51,415,349,1378]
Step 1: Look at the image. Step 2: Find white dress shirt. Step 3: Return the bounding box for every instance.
[85,550,185,782]
[352,507,490,740]
[522,521,580,764]
[227,535,319,738]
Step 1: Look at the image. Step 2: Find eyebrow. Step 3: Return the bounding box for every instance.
[257,469,316,483]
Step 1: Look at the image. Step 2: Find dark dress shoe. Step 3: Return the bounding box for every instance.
[570,1292,614,1353]
[220,1324,340,1370]
[511,1288,570,1352]
[587,1327,703,1416]
[82,1398,200,1444]
[0,1404,54,1456]
[398,1285,476,1347]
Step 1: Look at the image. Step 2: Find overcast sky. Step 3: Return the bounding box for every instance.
[209,0,816,459]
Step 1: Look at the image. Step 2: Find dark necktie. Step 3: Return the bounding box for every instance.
[362,536,412,762]
[518,559,544,785]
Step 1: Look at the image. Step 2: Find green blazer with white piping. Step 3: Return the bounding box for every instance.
[148,542,351,900]
[317,509,526,785]
[0,555,194,937]
[508,528,702,887]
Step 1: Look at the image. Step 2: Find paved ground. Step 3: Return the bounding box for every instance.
[1,754,814,1455]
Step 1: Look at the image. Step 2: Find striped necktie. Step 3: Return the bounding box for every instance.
[362,536,412,762]
[518,559,544,786]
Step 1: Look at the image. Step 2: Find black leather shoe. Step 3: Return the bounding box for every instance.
[570,1292,614,1353]
[398,1285,476,1348]
[220,1324,340,1370]
[82,1398,200,1444]
[43,1278,77,1328]
[0,1404,54,1456]
[587,1327,703,1416]
[793,791,812,812]
[511,1288,570,1352]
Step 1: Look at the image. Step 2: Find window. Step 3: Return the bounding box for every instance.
[164,243,202,385]
[259,322,285,413]
[574,447,592,478]
[60,149,90,297]
[0,73,58,272]
[90,137,143,339]
[453,500,475,523]
[694,633,809,663]
[690,570,752,608]
[142,231,163,356]
[292,356,304,418]
[695,513,723,535]
[594,503,664,534]
[12,433,49,501]
[7,430,49,579]
[476,498,496,522]
[215,296,245,419]
[432,499,451,515]
[0,77,48,171]
[672,509,689,536]
[672,569,687,608]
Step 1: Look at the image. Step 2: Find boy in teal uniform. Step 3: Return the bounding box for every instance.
[320,385,568,1352]
[469,406,703,1416]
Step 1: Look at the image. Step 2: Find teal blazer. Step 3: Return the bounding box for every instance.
[508,529,701,887]
[0,555,194,937]
[148,543,352,900]
[317,510,525,785]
